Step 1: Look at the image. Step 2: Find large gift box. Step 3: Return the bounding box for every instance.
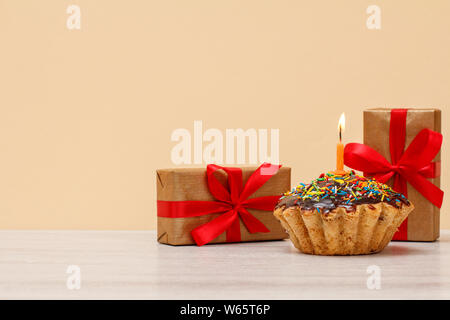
[345,108,443,241]
[157,163,290,245]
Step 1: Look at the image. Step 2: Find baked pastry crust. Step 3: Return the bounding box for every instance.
[274,202,413,255]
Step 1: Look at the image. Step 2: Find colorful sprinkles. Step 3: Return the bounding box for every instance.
[278,171,409,212]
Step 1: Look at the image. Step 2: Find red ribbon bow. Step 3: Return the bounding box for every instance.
[157,163,282,246]
[344,109,443,240]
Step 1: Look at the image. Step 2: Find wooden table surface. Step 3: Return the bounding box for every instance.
[1,230,449,299]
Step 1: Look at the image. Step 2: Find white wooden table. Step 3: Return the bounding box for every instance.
[1,230,449,299]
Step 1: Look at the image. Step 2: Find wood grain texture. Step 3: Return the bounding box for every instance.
[1,230,450,299]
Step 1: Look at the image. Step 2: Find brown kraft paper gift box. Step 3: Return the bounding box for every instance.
[364,108,441,241]
[157,166,290,245]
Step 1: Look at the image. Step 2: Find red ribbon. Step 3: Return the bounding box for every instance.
[157,163,282,246]
[344,109,443,240]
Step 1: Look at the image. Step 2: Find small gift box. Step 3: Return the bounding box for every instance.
[157,163,290,245]
[345,108,443,241]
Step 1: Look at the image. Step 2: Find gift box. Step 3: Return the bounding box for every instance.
[157,163,290,245]
[345,108,443,241]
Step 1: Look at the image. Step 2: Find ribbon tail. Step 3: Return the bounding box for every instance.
[226,216,242,243]
[191,210,238,246]
[401,170,443,208]
[238,207,270,233]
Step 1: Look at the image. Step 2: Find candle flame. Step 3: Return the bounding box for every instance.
[338,113,345,141]
[338,112,345,131]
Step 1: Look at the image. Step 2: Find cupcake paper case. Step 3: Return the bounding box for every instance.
[274,171,414,255]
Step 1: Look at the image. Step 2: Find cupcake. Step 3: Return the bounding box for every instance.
[273,171,414,255]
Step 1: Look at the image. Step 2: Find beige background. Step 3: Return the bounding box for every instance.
[0,0,448,229]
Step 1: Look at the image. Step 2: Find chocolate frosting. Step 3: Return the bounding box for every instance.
[276,171,410,214]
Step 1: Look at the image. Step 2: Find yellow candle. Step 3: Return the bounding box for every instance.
[336,113,346,174]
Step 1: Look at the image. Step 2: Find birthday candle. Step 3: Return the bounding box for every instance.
[336,112,345,173]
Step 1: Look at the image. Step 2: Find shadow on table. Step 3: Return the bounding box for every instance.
[279,242,433,257]
[379,243,433,256]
